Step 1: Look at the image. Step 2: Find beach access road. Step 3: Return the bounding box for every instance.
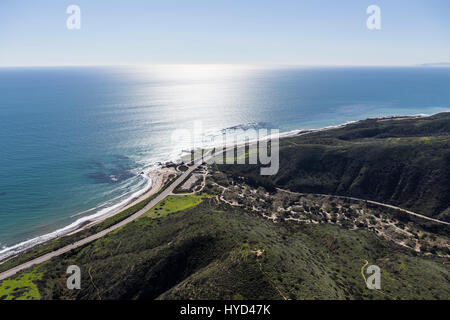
[0,156,208,281]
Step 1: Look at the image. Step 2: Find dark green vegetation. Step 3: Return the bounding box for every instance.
[221,113,450,221]
[2,195,448,300]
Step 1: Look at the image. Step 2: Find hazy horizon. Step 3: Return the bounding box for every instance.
[1,0,449,67]
[1,62,450,68]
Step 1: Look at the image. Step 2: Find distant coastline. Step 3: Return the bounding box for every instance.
[421,62,450,67]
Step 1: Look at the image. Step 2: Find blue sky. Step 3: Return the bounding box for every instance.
[0,0,449,66]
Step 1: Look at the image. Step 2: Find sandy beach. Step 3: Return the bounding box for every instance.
[67,166,177,235]
[0,165,177,263]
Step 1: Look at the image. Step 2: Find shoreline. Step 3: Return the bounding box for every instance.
[66,166,177,236]
[0,166,176,263]
[0,111,442,263]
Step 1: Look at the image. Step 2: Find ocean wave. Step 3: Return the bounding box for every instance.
[69,177,146,218]
[219,121,277,132]
[0,172,153,261]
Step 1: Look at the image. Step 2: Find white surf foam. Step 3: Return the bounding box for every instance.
[0,173,153,261]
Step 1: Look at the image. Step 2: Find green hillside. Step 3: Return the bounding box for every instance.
[2,194,449,300]
[221,113,450,221]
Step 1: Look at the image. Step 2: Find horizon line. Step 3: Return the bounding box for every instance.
[0,62,449,69]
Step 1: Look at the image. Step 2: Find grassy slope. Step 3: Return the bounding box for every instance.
[0,266,43,300]
[145,194,208,219]
[2,195,448,300]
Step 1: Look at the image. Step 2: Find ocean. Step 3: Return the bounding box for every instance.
[1,65,450,259]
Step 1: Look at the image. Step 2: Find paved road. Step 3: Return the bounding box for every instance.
[0,158,206,281]
[277,188,450,226]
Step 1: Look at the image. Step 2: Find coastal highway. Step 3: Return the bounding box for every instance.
[0,156,208,281]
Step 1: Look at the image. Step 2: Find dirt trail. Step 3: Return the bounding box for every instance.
[276,188,450,226]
